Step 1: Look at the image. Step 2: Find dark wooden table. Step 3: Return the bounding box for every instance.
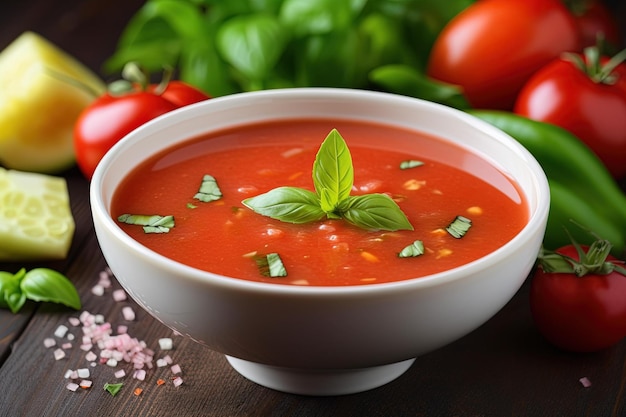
[1,1,626,416]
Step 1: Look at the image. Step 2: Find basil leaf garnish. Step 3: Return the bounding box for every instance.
[313,128,354,213]
[242,129,413,231]
[342,194,414,231]
[242,187,326,224]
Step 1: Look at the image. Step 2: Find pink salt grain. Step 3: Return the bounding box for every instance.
[43,338,56,348]
[66,382,79,392]
[172,376,183,387]
[112,289,127,302]
[579,377,592,388]
[122,306,135,321]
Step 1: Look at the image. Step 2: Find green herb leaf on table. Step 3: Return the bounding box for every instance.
[20,268,81,310]
[0,268,80,313]
[242,129,413,232]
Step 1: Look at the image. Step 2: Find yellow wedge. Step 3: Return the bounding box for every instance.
[0,31,105,173]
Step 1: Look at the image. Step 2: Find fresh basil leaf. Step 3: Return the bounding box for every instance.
[179,36,238,97]
[20,268,81,310]
[313,129,354,213]
[0,270,25,313]
[242,187,326,224]
[279,0,354,36]
[216,13,287,83]
[341,194,413,231]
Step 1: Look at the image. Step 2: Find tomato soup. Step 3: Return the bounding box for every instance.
[111,119,528,286]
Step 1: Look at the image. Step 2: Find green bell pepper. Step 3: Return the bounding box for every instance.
[468,110,626,257]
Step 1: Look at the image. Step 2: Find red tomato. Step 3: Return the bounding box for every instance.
[530,243,626,352]
[148,80,211,107]
[74,93,178,179]
[570,0,621,48]
[514,51,626,179]
[74,82,210,179]
[427,0,580,110]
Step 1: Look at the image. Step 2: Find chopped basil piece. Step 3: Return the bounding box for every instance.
[400,160,424,170]
[255,253,287,277]
[104,382,123,396]
[187,202,197,209]
[117,214,175,233]
[194,174,222,202]
[446,215,472,239]
[398,240,425,258]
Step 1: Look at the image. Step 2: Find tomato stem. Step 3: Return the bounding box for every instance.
[563,45,626,84]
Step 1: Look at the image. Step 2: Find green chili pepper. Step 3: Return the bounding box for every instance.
[468,110,626,257]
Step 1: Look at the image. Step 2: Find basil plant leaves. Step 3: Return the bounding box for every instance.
[0,268,81,313]
[242,129,413,232]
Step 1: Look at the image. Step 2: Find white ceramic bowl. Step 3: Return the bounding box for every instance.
[90,88,549,396]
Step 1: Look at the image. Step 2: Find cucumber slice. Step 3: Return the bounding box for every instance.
[0,168,75,260]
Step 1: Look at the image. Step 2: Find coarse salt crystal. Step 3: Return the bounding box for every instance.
[156,358,168,368]
[53,349,66,360]
[64,369,74,379]
[80,380,93,389]
[66,333,75,341]
[122,306,135,321]
[114,369,126,378]
[85,351,97,362]
[133,369,146,381]
[68,317,81,327]
[54,325,68,338]
[91,284,104,296]
[117,325,128,334]
[172,376,183,387]
[580,377,592,388]
[77,368,90,378]
[171,364,182,375]
[62,343,73,350]
[112,289,127,302]
[162,355,173,365]
[106,358,118,367]
[66,382,79,392]
[158,338,173,350]
[43,338,56,348]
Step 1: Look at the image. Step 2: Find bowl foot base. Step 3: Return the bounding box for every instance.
[225,355,416,396]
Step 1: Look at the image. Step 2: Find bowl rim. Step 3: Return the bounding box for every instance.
[90,87,550,297]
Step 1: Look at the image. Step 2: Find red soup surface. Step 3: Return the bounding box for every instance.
[111,119,528,286]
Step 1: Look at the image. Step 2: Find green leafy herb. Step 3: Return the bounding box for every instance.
[0,268,81,314]
[104,382,124,396]
[117,214,175,233]
[255,253,288,277]
[400,160,424,170]
[194,174,223,202]
[398,240,425,258]
[243,129,413,231]
[446,215,472,239]
[105,0,475,105]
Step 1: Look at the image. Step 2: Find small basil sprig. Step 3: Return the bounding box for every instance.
[0,268,81,313]
[243,129,413,231]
